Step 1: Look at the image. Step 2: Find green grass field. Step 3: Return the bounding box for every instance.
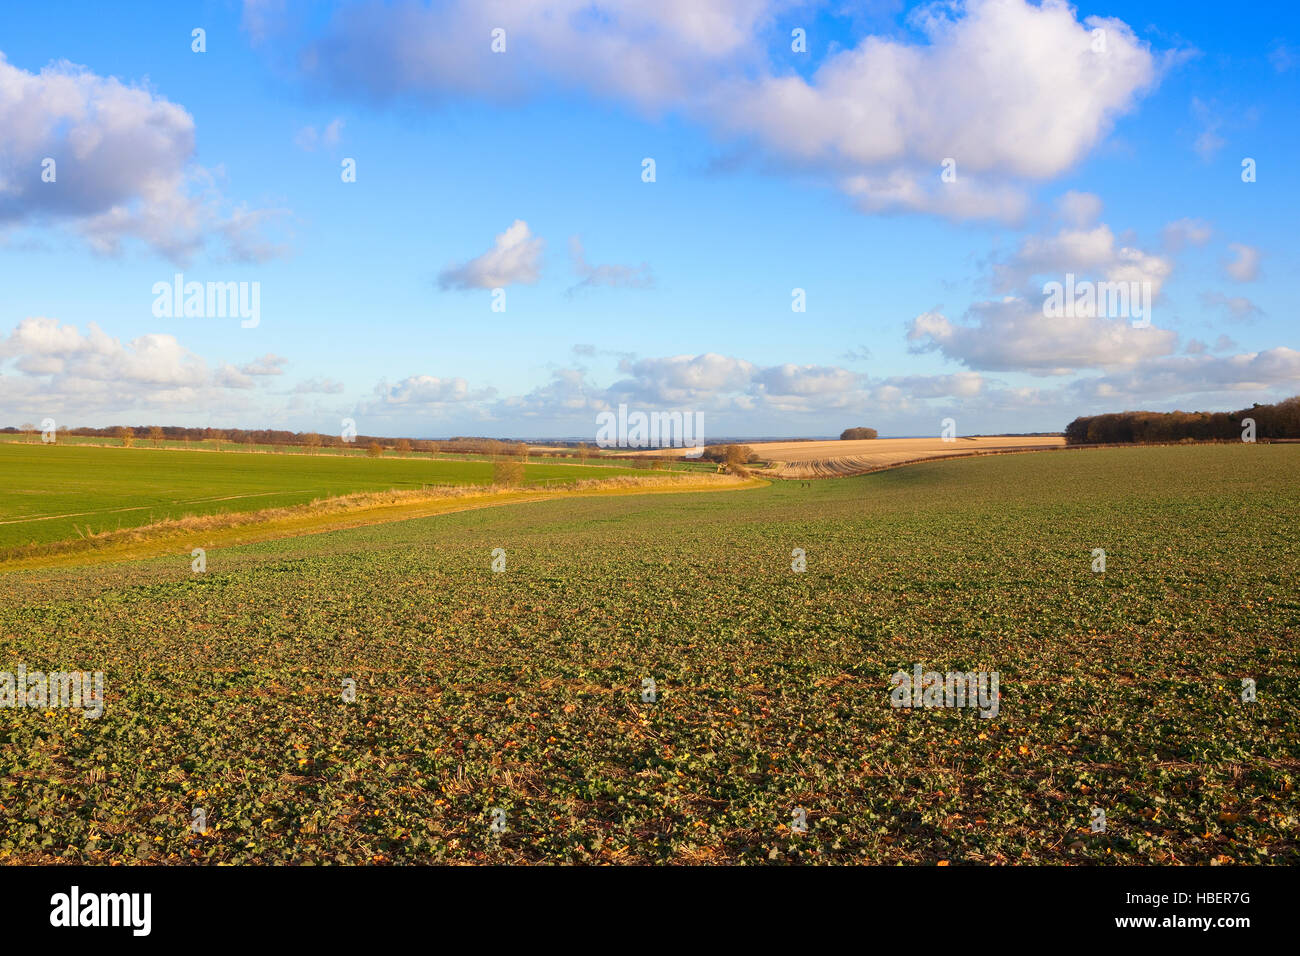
[0,434,378,455]
[1,444,1297,864]
[0,443,643,550]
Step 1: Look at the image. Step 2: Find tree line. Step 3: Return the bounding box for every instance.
[2,424,552,457]
[1064,396,1300,445]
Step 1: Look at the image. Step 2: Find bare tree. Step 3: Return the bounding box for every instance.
[724,444,753,472]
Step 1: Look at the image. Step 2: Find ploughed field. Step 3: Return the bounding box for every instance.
[0,442,641,550]
[1,444,1296,864]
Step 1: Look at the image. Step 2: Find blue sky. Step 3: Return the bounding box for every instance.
[1,0,1296,439]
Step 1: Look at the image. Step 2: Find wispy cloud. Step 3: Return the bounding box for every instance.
[1201,291,1262,322]
[566,237,654,296]
[1224,242,1261,282]
[294,118,345,151]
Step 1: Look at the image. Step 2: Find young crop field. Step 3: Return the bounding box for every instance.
[1,443,1297,864]
[0,443,643,550]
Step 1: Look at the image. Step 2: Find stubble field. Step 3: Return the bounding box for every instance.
[629,434,1067,477]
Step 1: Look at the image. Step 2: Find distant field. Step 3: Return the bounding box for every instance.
[747,435,1064,473]
[634,435,1066,476]
[0,443,642,550]
[3,443,1296,864]
[0,434,382,456]
[0,433,583,461]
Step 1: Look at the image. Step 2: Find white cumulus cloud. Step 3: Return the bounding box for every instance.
[0,54,286,262]
[438,220,544,290]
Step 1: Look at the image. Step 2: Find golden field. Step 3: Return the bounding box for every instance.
[628,435,1066,477]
